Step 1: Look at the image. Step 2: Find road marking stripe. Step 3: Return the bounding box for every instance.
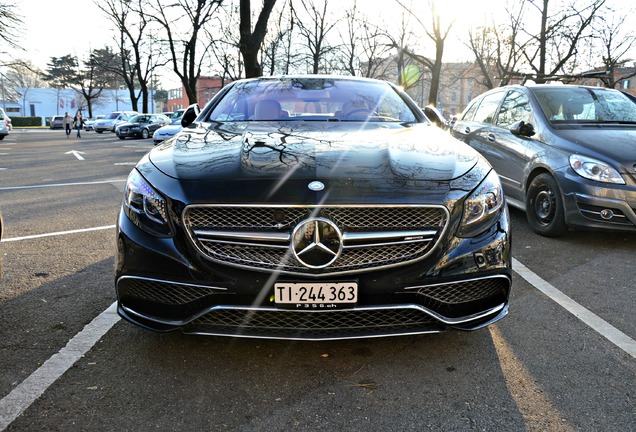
[0,225,116,243]
[0,179,126,191]
[513,257,636,359]
[0,303,120,431]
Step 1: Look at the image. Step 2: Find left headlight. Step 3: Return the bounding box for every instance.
[458,169,504,238]
[569,155,625,184]
[123,169,172,237]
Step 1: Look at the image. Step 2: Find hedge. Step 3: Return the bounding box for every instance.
[11,116,43,127]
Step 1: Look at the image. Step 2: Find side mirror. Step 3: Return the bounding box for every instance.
[510,120,535,137]
[423,105,449,130]
[181,104,201,128]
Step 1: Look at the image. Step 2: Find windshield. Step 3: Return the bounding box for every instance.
[106,112,120,120]
[532,87,636,124]
[129,115,151,123]
[206,78,418,123]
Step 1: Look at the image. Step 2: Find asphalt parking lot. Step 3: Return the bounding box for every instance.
[0,129,634,431]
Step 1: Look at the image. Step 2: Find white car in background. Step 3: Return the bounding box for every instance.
[93,111,138,133]
[153,118,184,144]
[0,108,10,139]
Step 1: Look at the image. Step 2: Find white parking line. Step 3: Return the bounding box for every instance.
[0,225,116,243]
[513,257,636,359]
[0,303,120,431]
[0,179,125,191]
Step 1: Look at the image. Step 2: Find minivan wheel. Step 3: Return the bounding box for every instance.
[526,173,568,237]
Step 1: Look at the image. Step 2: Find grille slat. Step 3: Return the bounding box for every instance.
[188,308,443,339]
[183,205,448,275]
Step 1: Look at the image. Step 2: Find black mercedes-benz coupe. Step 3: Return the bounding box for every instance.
[115,76,512,340]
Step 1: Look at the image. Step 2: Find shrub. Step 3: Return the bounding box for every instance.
[10,116,43,127]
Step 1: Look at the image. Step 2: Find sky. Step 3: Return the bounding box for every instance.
[13,0,633,89]
[12,0,485,89]
[15,0,113,69]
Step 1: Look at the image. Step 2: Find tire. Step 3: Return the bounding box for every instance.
[119,136,125,140]
[141,128,150,139]
[96,131,103,134]
[525,173,568,237]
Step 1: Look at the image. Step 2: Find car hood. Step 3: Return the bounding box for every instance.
[141,121,486,204]
[552,127,636,172]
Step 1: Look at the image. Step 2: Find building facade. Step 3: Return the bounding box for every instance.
[166,76,229,112]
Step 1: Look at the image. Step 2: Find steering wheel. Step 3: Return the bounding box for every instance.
[344,109,372,118]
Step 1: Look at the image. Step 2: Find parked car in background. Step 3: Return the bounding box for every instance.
[152,119,183,144]
[0,108,9,139]
[50,115,65,129]
[115,75,512,339]
[94,111,138,133]
[115,113,171,139]
[169,108,186,120]
[451,83,636,237]
[84,114,105,131]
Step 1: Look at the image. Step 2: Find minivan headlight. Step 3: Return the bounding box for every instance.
[123,169,172,237]
[458,169,504,237]
[569,155,624,184]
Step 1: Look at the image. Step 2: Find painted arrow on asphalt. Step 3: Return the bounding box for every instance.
[65,150,85,161]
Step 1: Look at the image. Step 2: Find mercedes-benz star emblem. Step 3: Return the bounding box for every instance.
[308,181,325,191]
[291,218,342,268]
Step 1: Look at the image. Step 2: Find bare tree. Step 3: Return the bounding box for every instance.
[520,0,606,82]
[239,0,278,78]
[209,5,243,82]
[590,6,636,88]
[97,0,167,112]
[466,2,525,88]
[148,0,223,104]
[393,0,454,105]
[0,2,23,59]
[261,0,296,76]
[292,0,340,74]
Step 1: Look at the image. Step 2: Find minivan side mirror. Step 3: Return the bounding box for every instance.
[181,104,201,128]
[510,120,535,137]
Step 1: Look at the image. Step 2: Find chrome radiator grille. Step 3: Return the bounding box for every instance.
[183,205,449,276]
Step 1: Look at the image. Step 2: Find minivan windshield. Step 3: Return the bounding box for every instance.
[532,87,636,124]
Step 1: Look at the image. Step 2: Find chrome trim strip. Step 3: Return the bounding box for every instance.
[198,237,290,249]
[116,275,228,291]
[342,230,438,243]
[402,274,511,291]
[194,229,290,243]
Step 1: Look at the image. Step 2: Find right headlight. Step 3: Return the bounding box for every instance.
[569,154,625,184]
[458,169,504,238]
[123,169,172,237]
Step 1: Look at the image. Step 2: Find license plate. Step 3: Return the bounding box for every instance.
[274,282,358,304]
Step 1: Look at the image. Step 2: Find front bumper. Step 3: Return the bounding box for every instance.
[559,170,636,231]
[116,129,141,138]
[115,203,512,340]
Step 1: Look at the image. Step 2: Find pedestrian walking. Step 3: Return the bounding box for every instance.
[73,111,83,138]
[62,112,72,138]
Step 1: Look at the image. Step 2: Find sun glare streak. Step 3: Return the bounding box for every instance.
[489,325,576,432]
